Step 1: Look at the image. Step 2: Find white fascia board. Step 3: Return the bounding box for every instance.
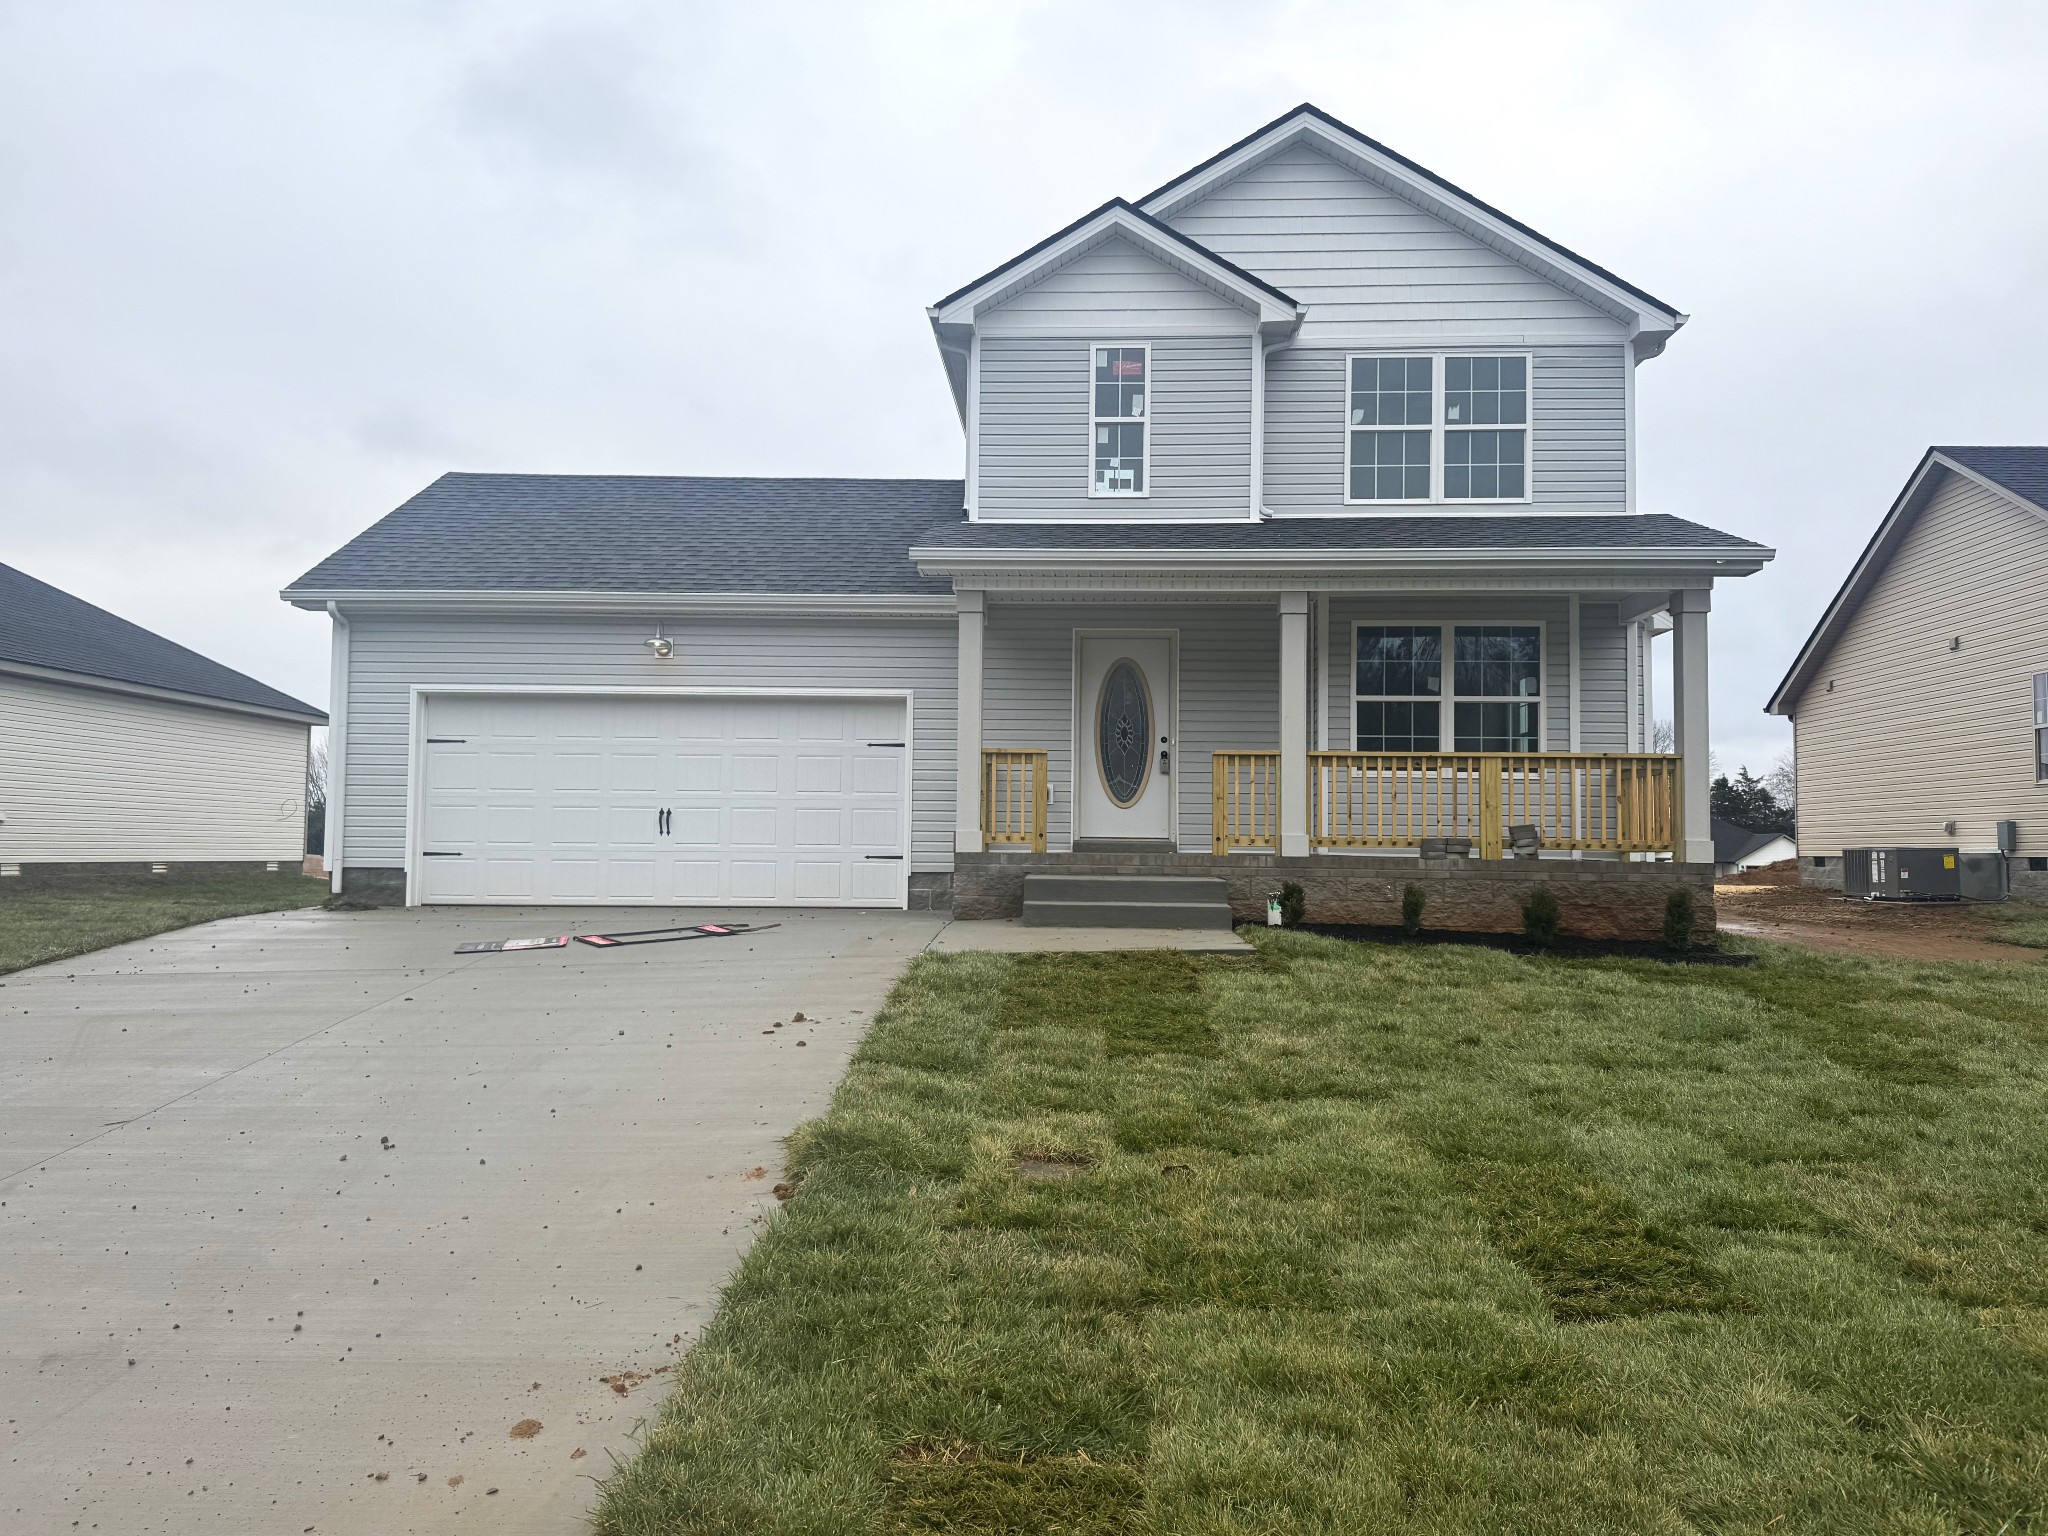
[1140,117,1682,340]
[910,546,1773,581]
[930,207,1302,329]
[0,658,327,726]
[282,589,958,619]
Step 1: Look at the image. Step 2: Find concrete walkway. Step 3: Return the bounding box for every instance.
[0,905,948,1535]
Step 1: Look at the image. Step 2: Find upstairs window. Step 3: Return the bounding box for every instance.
[1346,354,1531,504]
[1092,345,1148,495]
[1354,622,1543,752]
[1348,358,1432,500]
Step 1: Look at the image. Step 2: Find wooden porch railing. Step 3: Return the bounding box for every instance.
[1211,751,1283,854]
[981,749,1049,852]
[1211,751,1681,857]
[1311,752,1680,856]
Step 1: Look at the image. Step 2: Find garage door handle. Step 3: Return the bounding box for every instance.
[426,737,467,744]
[422,851,463,858]
[866,741,905,748]
[864,854,904,860]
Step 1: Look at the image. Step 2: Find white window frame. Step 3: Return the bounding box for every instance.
[1350,620,1547,752]
[1342,352,1534,507]
[1088,342,1151,499]
[2034,671,2048,784]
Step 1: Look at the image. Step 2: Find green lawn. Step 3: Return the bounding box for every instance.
[0,866,329,975]
[594,935,2048,1536]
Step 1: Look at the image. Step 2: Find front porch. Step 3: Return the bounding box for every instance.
[953,587,1715,844]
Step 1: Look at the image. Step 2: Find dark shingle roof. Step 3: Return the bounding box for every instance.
[913,513,1769,554]
[0,562,324,720]
[1933,446,2048,512]
[286,474,962,597]
[1712,818,1791,866]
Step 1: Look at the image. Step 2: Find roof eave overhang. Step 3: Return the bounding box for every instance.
[1766,449,2048,715]
[0,657,326,726]
[1138,110,1683,349]
[910,546,1772,582]
[284,588,958,618]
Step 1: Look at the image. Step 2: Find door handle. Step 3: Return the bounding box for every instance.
[1159,739,1171,777]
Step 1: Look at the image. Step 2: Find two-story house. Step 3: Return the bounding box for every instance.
[287,105,1771,933]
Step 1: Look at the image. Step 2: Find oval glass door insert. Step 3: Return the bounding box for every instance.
[1095,659,1152,807]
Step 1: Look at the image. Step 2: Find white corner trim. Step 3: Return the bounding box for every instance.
[325,602,349,893]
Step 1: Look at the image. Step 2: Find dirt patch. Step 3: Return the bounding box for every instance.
[509,1419,543,1439]
[1716,881,2039,963]
[1014,1149,1095,1183]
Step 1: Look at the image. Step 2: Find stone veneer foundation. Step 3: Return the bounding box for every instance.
[955,850,1718,942]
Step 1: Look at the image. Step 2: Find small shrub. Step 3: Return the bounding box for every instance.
[1401,883,1426,937]
[1522,885,1560,949]
[1278,881,1306,928]
[1663,887,1697,951]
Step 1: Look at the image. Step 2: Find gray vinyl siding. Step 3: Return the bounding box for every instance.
[1320,596,1631,754]
[1165,140,1625,344]
[982,601,1279,851]
[973,235,1255,335]
[336,613,958,875]
[1577,602,1628,749]
[0,673,310,863]
[1791,468,2048,858]
[1264,345,1626,514]
[978,335,1254,520]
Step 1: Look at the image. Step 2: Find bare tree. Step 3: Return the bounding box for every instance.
[1651,719,1673,753]
[1764,749,1796,811]
[306,739,329,855]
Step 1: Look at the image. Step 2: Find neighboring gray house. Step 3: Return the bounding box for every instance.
[287,105,1770,926]
[1768,447,2048,897]
[0,562,326,875]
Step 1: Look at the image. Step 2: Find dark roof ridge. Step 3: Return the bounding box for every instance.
[1135,101,1680,319]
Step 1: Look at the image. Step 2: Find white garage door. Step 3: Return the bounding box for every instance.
[414,693,909,906]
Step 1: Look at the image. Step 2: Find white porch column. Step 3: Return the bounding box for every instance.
[1671,587,1713,864]
[1279,590,1310,858]
[954,589,986,855]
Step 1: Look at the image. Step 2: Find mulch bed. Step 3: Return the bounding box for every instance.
[1292,923,1756,965]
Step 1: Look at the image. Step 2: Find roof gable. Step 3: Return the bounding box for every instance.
[972,233,1257,336]
[928,200,1301,330]
[1767,447,2048,714]
[1139,104,1684,356]
[0,561,323,721]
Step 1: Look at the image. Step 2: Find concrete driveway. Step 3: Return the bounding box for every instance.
[0,904,948,1534]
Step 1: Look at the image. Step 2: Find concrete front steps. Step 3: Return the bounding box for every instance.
[1019,873,1236,930]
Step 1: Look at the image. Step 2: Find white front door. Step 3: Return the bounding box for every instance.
[415,693,908,906]
[1074,632,1175,843]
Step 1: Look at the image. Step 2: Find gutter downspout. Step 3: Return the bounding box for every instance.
[325,602,349,896]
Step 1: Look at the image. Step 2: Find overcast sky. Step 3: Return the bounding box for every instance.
[5,0,2045,775]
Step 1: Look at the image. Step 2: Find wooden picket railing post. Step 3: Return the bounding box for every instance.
[1479,758,1503,860]
[980,750,1048,852]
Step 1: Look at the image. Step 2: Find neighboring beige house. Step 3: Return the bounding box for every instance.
[0,562,326,875]
[1767,447,2048,897]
